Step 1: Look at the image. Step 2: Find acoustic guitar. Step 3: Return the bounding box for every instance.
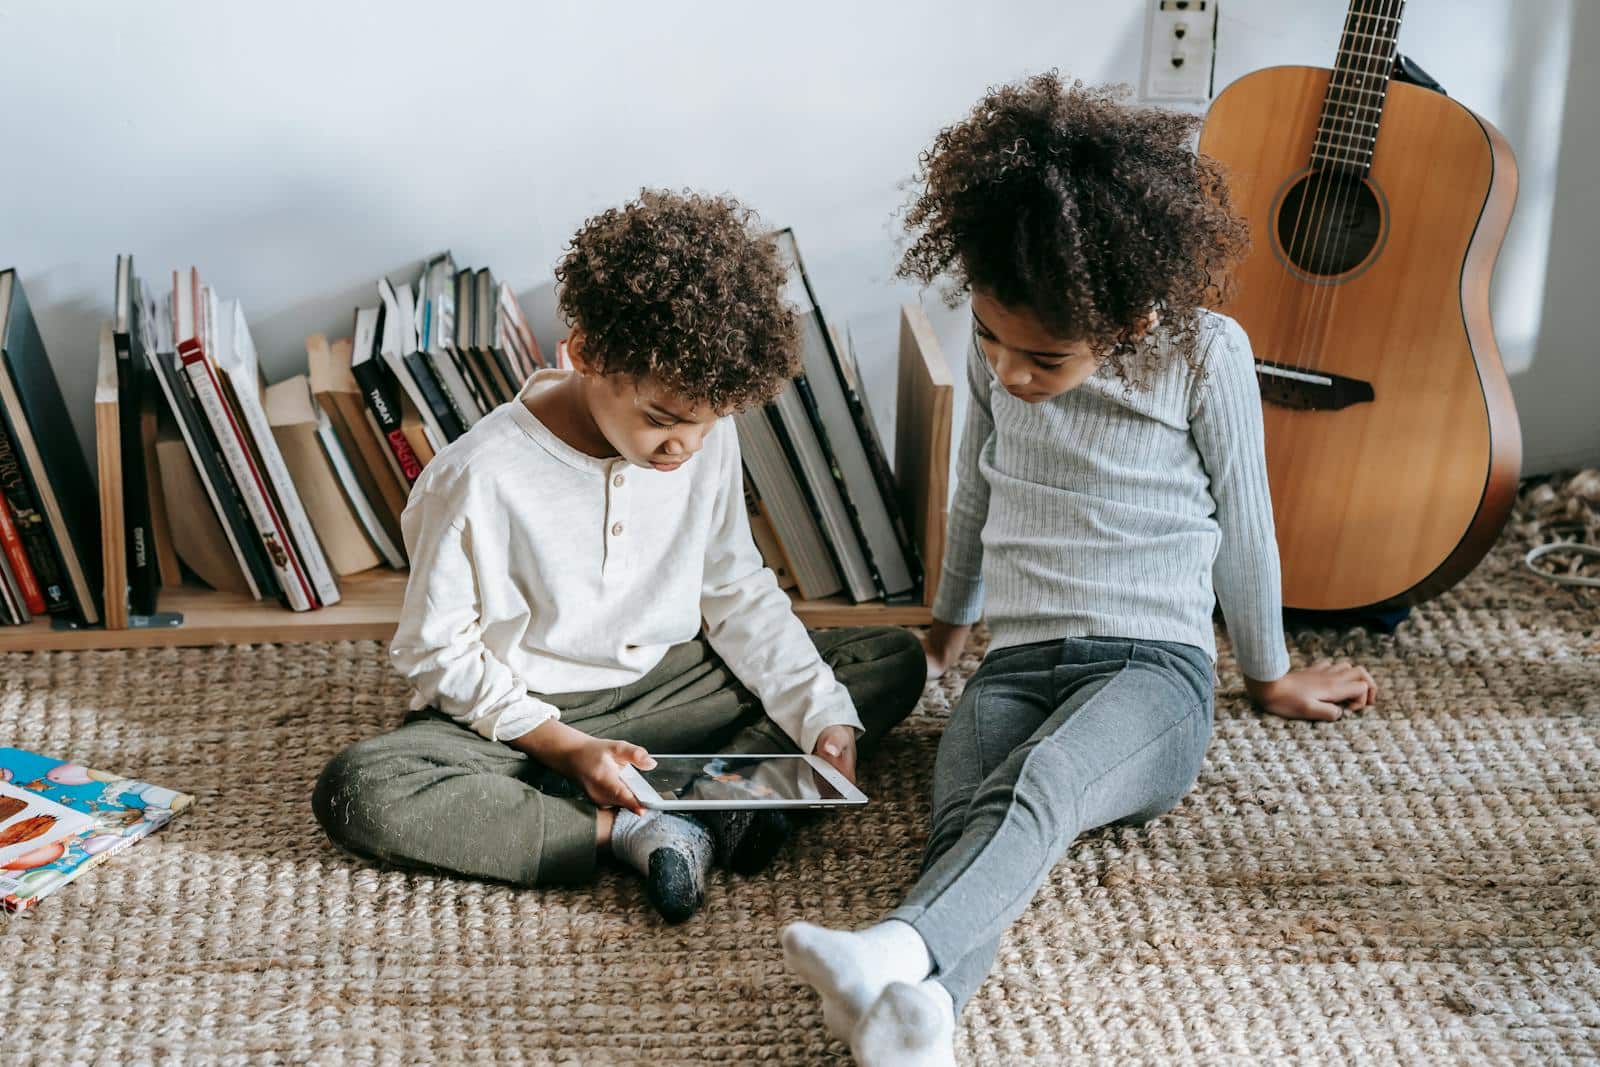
[1198,0,1520,613]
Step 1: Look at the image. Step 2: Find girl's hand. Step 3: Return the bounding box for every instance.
[922,620,972,680]
[812,724,859,784]
[1246,660,1378,722]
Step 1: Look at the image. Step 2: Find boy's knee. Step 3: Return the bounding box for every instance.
[311,738,394,850]
[831,626,926,734]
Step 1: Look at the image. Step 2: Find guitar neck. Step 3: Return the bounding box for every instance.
[1312,0,1406,177]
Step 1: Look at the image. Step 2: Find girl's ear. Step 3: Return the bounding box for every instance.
[1128,309,1160,342]
[563,330,594,375]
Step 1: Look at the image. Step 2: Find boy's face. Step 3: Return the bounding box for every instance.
[970,289,1104,403]
[573,340,719,471]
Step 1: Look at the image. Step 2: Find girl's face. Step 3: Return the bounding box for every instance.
[970,289,1104,403]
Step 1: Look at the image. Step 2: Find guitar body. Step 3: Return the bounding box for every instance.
[1200,65,1521,612]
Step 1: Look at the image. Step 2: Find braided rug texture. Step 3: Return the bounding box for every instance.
[2,474,1596,1065]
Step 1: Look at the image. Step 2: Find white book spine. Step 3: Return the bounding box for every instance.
[426,258,484,425]
[378,278,450,447]
[145,293,262,600]
[176,269,312,611]
[219,302,341,606]
[180,357,311,610]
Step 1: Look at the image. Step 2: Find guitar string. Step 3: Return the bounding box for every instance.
[1313,0,1401,381]
[1265,0,1358,380]
[1268,0,1367,503]
[1300,0,1394,378]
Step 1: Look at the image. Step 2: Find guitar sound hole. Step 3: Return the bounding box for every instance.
[1276,172,1383,277]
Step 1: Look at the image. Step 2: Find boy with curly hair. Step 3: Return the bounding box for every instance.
[781,75,1377,1064]
[314,190,924,923]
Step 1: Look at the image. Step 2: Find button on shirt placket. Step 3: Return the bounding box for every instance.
[601,464,631,578]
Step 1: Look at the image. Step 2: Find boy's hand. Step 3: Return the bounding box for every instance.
[1246,660,1378,722]
[812,725,859,784]
[516,720,656,814]
[922,620,972,680]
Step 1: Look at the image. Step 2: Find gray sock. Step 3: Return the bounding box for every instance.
[611,809,714,923]
[693,809,792,875]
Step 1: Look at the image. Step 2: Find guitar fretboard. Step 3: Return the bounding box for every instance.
[1311,0,1405,175]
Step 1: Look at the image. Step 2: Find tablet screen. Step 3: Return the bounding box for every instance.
[633,756,845,804]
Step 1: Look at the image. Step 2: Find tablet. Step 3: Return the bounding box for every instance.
[618,754,867,811]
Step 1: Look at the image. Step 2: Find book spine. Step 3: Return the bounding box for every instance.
[0,485,46,615]
[223,371,341,607]
[790,370,888,601]
[149,347,269,600]
[0,275,102,625]
[178,344,314,611]
[315,420,406,569]
[763,398,856,598]
[350,358,424,482]
[829,335,924,601]
[113,329,157,615]
[401,352,465,442]
[0,417,70,614]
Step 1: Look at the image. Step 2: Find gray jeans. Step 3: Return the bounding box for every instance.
[888,635,1214,1009]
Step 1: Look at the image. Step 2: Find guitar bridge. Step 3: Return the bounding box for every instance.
[1255,360,1374,411]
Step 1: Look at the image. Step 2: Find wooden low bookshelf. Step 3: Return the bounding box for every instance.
[0,304,953,654]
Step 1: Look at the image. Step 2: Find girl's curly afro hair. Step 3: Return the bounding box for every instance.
[899,72,1249,382]
[555,189,799,412]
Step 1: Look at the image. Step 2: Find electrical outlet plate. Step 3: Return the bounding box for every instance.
[1140,0,1218,103]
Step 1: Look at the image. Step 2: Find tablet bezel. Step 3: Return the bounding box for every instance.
[618,753,868,810]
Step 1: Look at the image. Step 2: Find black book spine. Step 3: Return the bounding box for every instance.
[151,346,279,602]
[789,371,887,600]
[0,274,103,624]
[829,340,924,602]
[402,352,465,441]
[0,418,70,614]
[350,355,424,482]
[762,396,852,596]
[114,320,157,616]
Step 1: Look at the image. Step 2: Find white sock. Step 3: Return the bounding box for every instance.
[851,980,957,1067]
[780,919,933,1041]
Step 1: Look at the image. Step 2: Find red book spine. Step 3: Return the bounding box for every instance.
[384,429,424,482]
[0,485,47,615]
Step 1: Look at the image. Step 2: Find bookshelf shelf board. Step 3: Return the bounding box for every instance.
[0,569,930,652]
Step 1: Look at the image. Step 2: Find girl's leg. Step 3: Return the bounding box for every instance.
[892,640,1214,1001]
[786,639,1213,1047]
[782,639,1068,1039]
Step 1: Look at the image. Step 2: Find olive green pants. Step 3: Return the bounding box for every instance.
[312,627,924,886]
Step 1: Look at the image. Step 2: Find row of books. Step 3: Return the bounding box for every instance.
[0,254,544,627]
[738,230,923,604]
[1,228,921,627]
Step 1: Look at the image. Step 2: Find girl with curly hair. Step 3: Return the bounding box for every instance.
[314,190,925,923]
[782,74,1378,1064]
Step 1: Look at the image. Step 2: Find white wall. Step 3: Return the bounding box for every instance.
[0,0,1585,474]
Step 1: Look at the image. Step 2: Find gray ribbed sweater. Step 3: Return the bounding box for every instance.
[933,310,1292,682]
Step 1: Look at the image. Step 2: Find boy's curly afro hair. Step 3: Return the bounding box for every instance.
[555,189,799,412]
[899,72,1249,382]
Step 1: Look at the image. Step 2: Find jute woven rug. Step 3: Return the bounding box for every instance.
[3,475,1597,1065]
